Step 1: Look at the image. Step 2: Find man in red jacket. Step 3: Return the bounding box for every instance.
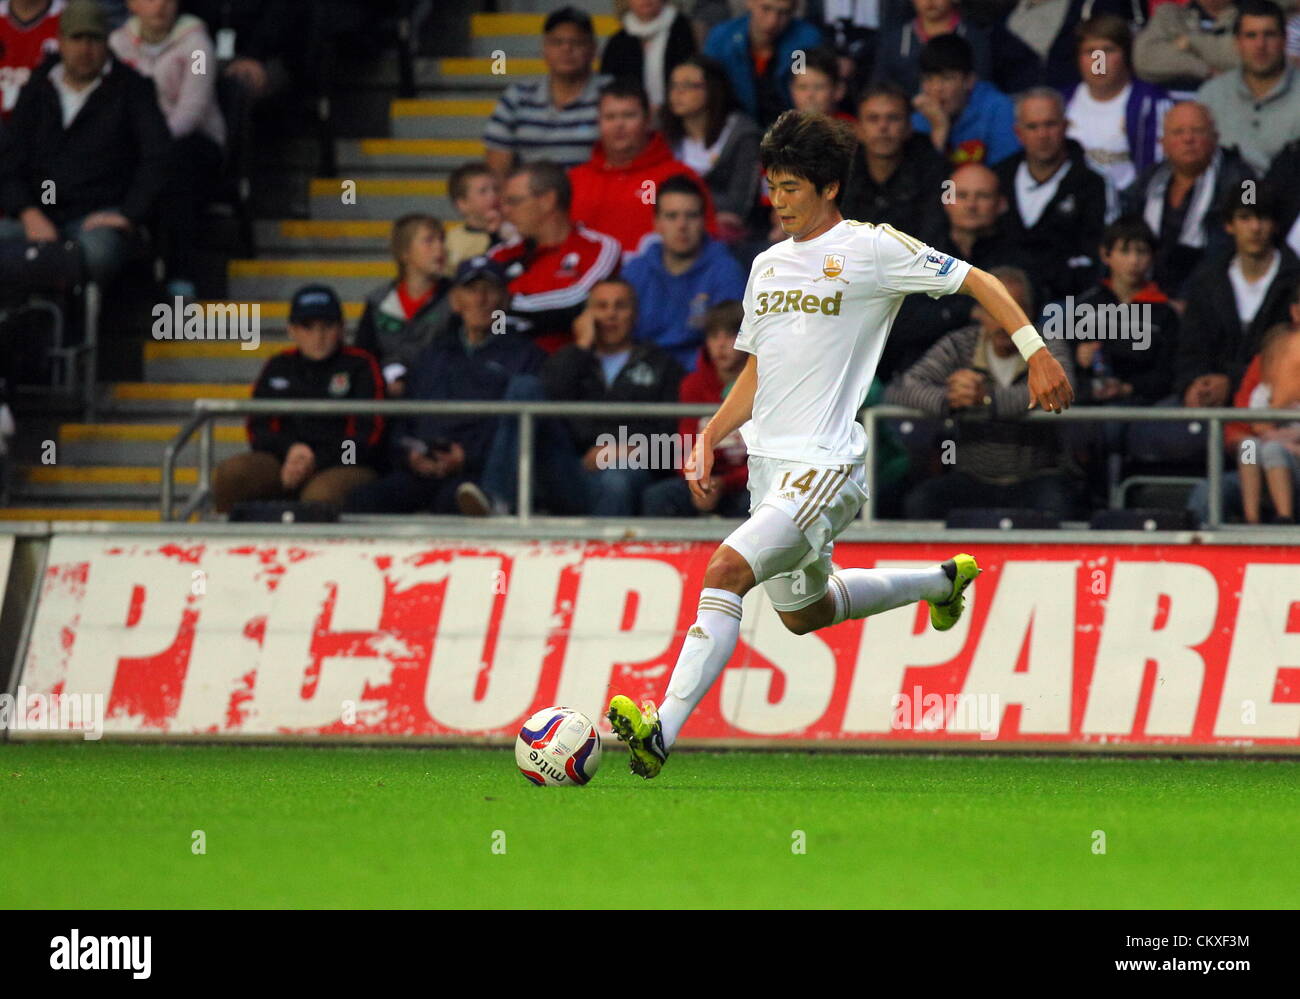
[642,300,750,517]
[568,78,717,258]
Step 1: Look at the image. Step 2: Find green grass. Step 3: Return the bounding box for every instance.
[0,744,1296,908]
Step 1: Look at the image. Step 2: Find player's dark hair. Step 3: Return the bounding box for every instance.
[655,173,706,213]
[704,300,745,336]
[855,81,910,116]
[599,78,651,116]
[448,162,492,205]
[918,33,974,77]
[1234,0,1285,35]
[543,6,595,38]
[509,160,571,213]
[1100,216,1157,255]
[759,110,856,197]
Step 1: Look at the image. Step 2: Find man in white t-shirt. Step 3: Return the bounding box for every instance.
[606,110,1074,779]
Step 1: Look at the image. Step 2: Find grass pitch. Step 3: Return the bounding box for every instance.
[1,744,1295,909]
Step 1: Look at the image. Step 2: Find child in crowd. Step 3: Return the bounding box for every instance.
[1233,324,1300,524]
[354,214,452,397]
[444,162,511,277]
[789,46,857,125]
[642,301,750,518]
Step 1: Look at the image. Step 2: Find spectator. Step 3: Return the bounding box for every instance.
[1265,136,1300,255]
[1176,188,1300,400]
[661,54,762,240]
[600,0,695,114]
[568,79,717,257]
[353,214,452,397]
[622,174,746,369]
[110,0,226,299]
[1232,323,1300,522]
[490,161,621,353]
[0,0,62,118]
[789,45,856,123]
[443,162,510,278]
[541,277,685,515]
[212,284,383,514]
[1069,217,1179,406]
[911,33,1021,166]
[886,265,1077,519]
[1196,0,1300,174]
[184,0,297,102]
[996,87,1109,302]
[991,0,1140,94]
[483,7,606,178]
[704,0,824,127]
[840,82,948,247]
[1065,16,1173,197]
[1134,0,1239,94]
[0,0,171,286]
[879,163,1034,380]
[817,0,899,100]
[345,258,544,516]
[1123,102,1256,301]
[871,0,993,97]
[642,299,751,517]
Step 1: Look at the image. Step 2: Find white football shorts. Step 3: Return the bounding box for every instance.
[725,455,868,611]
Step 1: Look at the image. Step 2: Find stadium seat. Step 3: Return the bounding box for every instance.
[943,508,1062,530]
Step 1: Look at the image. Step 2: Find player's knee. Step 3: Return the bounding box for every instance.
[702,545,754,594]
[778,610,818,636]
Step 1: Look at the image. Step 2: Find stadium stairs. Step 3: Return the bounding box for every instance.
[0,6,619,524]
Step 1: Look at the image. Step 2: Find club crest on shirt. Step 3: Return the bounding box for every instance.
[328,372,350,397]
[816,253,849,284]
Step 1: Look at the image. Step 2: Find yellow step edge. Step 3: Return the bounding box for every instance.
[359,138,485,157]
[437,57,553,76]
[112,383,252,400]
[388,100,495,118]
[199,300,366,319]
[61,424,245,443]
[277,220,393,238]
[308,178,447,197]
[227,259,391,278]
[470,13,618,36]
[143,340,283,360]
[24,466,197,485]
[0,508,162,522]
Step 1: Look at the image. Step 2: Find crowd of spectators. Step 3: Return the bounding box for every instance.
[6,0,1300,524]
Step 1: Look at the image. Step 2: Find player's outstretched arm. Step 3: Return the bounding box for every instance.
[958,267,1074,414]
[688,353,758,498]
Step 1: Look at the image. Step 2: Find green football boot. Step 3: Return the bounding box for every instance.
[606,695,669,779]
[929,553,981,631]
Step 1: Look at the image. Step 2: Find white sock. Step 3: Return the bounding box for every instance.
[658,587,743,749]
[828,566,950,625]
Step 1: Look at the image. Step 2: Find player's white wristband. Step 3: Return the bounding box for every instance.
[1011,325,1046,361]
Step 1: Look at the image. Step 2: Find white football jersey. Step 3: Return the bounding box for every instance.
[735,219,971,465]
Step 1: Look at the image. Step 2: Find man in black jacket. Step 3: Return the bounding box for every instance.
[213,285,385,513]
[1176,192,1300,401]
[995,87,1109,303]
[345,258,544,515]
[839,83,947,248]
[0,0,171,286]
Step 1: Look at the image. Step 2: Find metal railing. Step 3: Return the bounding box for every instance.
[161,399,1298,527]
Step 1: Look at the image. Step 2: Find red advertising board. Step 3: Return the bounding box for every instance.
[11,535,1300,748]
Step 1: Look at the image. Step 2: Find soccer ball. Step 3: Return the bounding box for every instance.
[515,706,602,787]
